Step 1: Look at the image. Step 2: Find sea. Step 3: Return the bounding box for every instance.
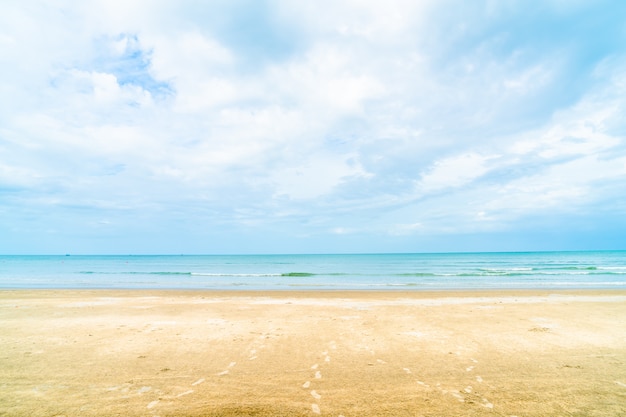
[1,251,625,291]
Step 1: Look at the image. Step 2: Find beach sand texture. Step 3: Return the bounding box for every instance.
[1,290,625,416]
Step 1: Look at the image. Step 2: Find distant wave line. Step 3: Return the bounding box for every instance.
[76,270,626,278]
[193,273,284,277]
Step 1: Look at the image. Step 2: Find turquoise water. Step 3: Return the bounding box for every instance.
[0,252,625,290]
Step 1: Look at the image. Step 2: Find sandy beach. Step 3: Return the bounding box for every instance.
[1,290,625,416]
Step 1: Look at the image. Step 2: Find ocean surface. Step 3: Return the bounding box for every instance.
[1,251,625,291]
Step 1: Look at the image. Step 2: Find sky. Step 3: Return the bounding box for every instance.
[1,0,626,254]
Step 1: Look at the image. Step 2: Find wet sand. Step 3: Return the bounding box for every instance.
[1,290,625,416]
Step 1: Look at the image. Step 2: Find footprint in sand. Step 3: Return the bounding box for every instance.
[481,398,494,409]
[176,390,194,398]
[450,391,464,402]
[403,368,412,374]
[476,376,483,383]
[466,366,474,372]
[311,363,319,370]
[218,361,237,375]
[311,390,321,400]
[191,378,205,386]
[147,400,159,409]
[311,403,321,414]
[302,381,311,388]
[315,371,322,379]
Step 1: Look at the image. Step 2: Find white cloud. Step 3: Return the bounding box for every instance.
[511,90,623,160]
[1,0,626,253]
[149,32,235,111]
[278,0,433,42]
[265,43,386,119]
[418,153,496,192]
[270,152,367,200]
[502,64,554,94]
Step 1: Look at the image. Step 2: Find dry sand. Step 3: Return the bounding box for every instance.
[1,290,625,416]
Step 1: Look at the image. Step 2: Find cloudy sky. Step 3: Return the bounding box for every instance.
[2,0,626,254]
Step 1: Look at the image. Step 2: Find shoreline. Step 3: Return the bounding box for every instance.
[4,287,626,295]
[2,289,625,416]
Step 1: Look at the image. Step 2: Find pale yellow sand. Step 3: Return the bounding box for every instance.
[1,290,626,416]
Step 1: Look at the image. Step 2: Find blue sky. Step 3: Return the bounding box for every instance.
[1,0,626,254]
